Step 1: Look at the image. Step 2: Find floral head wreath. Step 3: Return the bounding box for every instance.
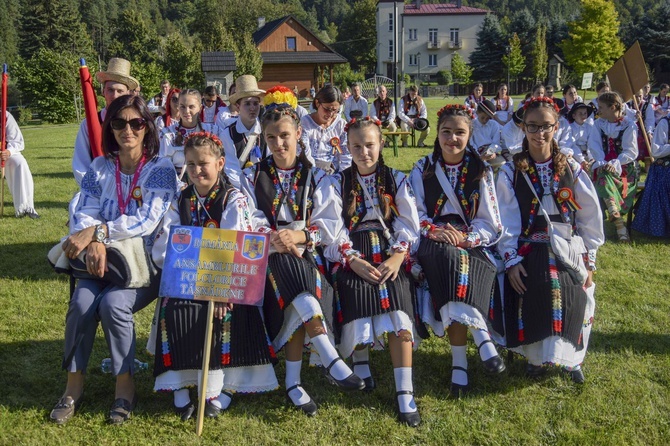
[523,96,561,114]
[183,131,223,149]
[436,104,475,120]
[344,116,382,132]
[263,86,298,109]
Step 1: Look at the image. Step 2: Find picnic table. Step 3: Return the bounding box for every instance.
[382,130,412,156]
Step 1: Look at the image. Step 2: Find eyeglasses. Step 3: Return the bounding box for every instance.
[110,118,147,131]
[319,104,340,114]
[524,122,557,134]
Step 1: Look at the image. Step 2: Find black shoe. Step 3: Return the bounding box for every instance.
[204,400,221,418]
[526,363,547,378]
[323,358,365,391]
[353,360,376,392]
[175,402,195,421]
[108,394,137,425]
[25,211,40,219]
[450,366,469,398]
[286,384,318,417]
[562,367,585,384]
[396,390,421,427]
[477,340,506,374]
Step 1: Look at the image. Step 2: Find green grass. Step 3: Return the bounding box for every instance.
[1,112,669,445]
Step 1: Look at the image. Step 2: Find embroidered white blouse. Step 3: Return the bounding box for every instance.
[471,118,502,154]
[587,117,638,175]
[409,155,502,248]
[299,114,352,172]
[652,118,670,158]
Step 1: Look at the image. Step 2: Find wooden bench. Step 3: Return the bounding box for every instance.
[382,131,413,156]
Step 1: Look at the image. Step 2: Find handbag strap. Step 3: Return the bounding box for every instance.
[302,168,312,222]
[433,159,470,226]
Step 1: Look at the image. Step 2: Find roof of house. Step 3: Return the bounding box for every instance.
[201,51,237,72]
[403,2,489,15]
[260,51,347,64]
[252,15,347,65]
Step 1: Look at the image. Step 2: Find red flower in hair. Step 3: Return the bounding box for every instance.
[523,96,561,113]
[344,116,382,132]
[437,104,474,119]
[183,131,223,148]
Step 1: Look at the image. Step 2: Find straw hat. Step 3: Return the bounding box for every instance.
[96,58,139,91]
[229,75,265,104]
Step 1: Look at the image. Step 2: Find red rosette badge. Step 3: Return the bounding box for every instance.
[557,187,581,211]
[330,137,342,154]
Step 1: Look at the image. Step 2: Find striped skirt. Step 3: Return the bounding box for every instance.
[503,241,587,349]
[263,249,335,349]
[153,297,277,378]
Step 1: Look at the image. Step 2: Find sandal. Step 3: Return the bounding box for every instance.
[108,394,138,425]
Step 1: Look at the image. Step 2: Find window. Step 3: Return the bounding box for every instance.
[389,40,394,60]
[388,13,393,32]
[408,29,417,41]
[429,28,438,45]
[450,28,460,44]
[428,54,437,67]
[409,54,417,66]
[286,37,296,51]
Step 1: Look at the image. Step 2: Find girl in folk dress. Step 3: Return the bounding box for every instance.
[492,83,514,125]
[155,88,180,131]
[327,117,422,427]
[587,92,639,242]
[241,105,363,417]
[497,97,604,383]
[151,133,278,421]
[464,83,487,115]
[409,105,506,398]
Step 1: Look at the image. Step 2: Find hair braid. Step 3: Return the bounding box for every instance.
[377,153,392,220]
[347,162,359,218]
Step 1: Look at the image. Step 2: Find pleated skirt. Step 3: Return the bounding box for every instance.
[263,249,335,349]
[417,238,497,321]
[632,161,670,237]
[153,297,277,378]
[503,242,587,349]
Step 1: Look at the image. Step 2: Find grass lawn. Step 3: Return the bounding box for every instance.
[0,113,669,445]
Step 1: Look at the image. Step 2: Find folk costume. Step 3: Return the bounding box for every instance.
[201,98,229,124]
[465,94,486,115]
[371,97,397,131]
[344,95,369,121]
[409,150,504,340]
[493,95,514,123]
[2,111,38,217]
[241,158,338,358]
[219,117,264,188]
[496,157,604,370]
[326,166,422,359]
[151,177,278,406]
[159,121,220,180]
[631,118,670,237]
[398,94,429,147]
[300,114,351,173]
[501,119,525,155]
[587,116,639,222]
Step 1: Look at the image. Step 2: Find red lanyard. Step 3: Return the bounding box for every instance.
[115,155,147,215]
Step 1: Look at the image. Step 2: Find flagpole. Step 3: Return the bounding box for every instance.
[1,64,8,218]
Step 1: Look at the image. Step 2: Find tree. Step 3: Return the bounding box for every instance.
[0,0,20,65]
[162,34,203,89]
[502,33,526,91]
[335,0,376,72]
[234,32,264,79]
[469,14,507,81]
[451,53,473,93]
[531,24,548,83]
[630,1,670,77]
[561,0,625,80]
[108,10,161,65]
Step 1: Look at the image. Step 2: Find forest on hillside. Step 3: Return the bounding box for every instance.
[0,0,668,122]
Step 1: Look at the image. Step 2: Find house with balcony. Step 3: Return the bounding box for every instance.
[376,0,488,82]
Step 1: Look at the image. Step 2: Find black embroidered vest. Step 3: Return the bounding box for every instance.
[421,154,484,223]
[228,123,266,160]
[178,178,235,226]
[253,158,313,228]
[373,98,393,121]
[600,128,625,162]
[341,167,397,231]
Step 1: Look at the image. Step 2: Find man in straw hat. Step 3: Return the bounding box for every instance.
[72,58,139,184]
[219,74,265,188]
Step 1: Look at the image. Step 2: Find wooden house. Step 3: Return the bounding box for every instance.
[201,51,237,100]
[252,15,347,98]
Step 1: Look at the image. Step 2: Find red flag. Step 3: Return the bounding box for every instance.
[1,64,8,168]
[79,58,103,158]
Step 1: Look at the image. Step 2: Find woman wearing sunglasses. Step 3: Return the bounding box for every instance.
[155,88,181,131]
[50,95,178,425]
[300,84,352,174]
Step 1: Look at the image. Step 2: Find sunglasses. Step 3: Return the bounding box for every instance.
[110,118,147,131]
[319,104,340,114]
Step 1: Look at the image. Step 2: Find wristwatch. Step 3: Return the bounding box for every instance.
[94,224,106,243]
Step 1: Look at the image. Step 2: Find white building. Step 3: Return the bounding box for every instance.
[376,0,488,81]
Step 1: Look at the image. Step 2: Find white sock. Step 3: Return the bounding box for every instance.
[173,388,190,408]
[470,328,498,361]
[312,333,352,380]
[352,347,371,379]
[393,367,416,414]
[286,359,311,405]
[214,392,232,410]
[451,345,468,386]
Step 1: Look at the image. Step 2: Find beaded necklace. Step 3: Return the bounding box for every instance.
[268,157,303,225]
[189,182,221,228]
[349,169,381,231]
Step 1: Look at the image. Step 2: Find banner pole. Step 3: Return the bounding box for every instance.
[196,300,215,436]
[621,58,654,163]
